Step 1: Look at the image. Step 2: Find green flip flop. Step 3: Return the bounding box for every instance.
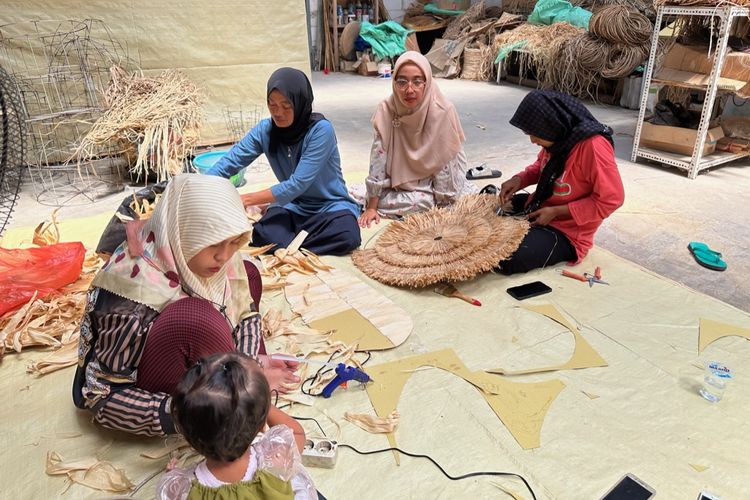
[689,241,722,258]
[688,242,727,271]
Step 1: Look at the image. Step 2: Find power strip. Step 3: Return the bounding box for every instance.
[301,437,338,468]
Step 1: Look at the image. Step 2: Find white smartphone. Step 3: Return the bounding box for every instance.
[600,473,655,500]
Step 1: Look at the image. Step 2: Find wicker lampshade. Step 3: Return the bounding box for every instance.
[352,194,529,288]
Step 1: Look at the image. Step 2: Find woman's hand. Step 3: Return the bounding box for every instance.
[358,208,381,228]
[258,354,300,394]
[527,205,568,226]
[499,176,522,204]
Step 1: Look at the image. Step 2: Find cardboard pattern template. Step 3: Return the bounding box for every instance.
[487,303,608,375]
[364,348,565,462]
[698,318,750,353]
[284,269,413,350]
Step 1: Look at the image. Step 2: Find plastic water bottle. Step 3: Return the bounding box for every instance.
[699,361,733,402]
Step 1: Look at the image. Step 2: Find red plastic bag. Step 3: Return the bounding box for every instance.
[0,242,86,316]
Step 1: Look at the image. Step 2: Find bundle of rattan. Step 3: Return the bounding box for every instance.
[573,0,656,21]
[545,6,652,99]
[589,5,652,46]
[654,0,750,5]
[444,0,486,40]
[493,22,586,87]
[75,65,204,182]
[352,195,529,288]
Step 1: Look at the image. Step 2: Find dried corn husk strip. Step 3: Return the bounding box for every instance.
[489,481,525,500]
[46,451,134,493]
[262,308,331,343]
[32,209,61,246]
[246,238,334,287]
[344,410,400,434]
[27,338,79,375]
[130,193,162,220]
[141,437,190,460]
[1,253,101,363]
[74,65,204,182]
[1,291,86,354]
[242,243,277,257]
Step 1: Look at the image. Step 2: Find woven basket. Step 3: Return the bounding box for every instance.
[461,47,482,80]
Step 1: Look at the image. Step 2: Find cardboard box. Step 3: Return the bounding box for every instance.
[662,43,750,83]
[654,68,746,92]
[341,60,357,72]
[358,61,378,76]
[640,122,724,156]
[435,0,471,10]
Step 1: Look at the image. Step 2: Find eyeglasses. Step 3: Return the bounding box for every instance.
[395,78,425,90]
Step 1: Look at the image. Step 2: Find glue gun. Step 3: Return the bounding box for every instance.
[270,354,372,398]
[321,363,372,398]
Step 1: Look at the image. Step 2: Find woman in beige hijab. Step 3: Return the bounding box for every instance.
[359,51,477,227]
[72,174,299,437]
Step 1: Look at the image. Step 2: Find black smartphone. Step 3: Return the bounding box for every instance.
[600,474,655,500]
[506,281,552,300]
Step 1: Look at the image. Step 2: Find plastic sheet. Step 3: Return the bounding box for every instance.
[0,242,85,316]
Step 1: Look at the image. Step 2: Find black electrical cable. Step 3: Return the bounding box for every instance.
[300,351,372,397]
[339,444,537,500]
[293,416,327,437]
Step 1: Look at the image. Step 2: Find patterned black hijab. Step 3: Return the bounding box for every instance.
[267,68,326,157]
[509,90,613,213]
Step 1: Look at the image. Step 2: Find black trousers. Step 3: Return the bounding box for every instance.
[252,207,361,256]
[497,194,577,275]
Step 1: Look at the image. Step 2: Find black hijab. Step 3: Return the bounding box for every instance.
[267,68,326,158]
[509,90,614,213]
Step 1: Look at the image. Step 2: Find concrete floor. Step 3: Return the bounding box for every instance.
[7,72,750,312]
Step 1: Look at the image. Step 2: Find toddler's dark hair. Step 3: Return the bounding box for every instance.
[172,352,270,462]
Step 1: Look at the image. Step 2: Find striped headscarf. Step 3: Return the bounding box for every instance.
[92,174,254,327]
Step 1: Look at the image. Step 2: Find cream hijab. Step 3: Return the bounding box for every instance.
[372,51,465,189]
[92,174,254,327]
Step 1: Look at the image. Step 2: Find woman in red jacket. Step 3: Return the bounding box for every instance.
[496,90,624,274]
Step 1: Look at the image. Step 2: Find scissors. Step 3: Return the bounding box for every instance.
[584,266,608,287]
[558,266,609,288]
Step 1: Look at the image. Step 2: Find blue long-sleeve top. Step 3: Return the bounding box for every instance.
[207,118,359,217]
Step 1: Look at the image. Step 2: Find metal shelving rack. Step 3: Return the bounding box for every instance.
[631,5,750,179]
[330,0,379,72]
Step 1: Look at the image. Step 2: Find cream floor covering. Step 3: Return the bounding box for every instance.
[1,219,749,499]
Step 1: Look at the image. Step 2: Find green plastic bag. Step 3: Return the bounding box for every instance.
[359,21,414,59]
[528,0,592,30]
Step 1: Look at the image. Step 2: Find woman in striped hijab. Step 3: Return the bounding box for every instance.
[72,174,298,436]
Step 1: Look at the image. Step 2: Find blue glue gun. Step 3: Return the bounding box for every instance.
[321,363,372,398]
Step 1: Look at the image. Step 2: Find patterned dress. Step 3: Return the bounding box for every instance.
[362,132,478,217]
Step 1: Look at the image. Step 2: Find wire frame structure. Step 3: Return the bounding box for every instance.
[0,19,131,206]
[0,65,25,238]
[222,104,269,174]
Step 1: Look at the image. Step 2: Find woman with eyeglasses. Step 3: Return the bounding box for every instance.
[358,51,477,228]
[208,68,361,256]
